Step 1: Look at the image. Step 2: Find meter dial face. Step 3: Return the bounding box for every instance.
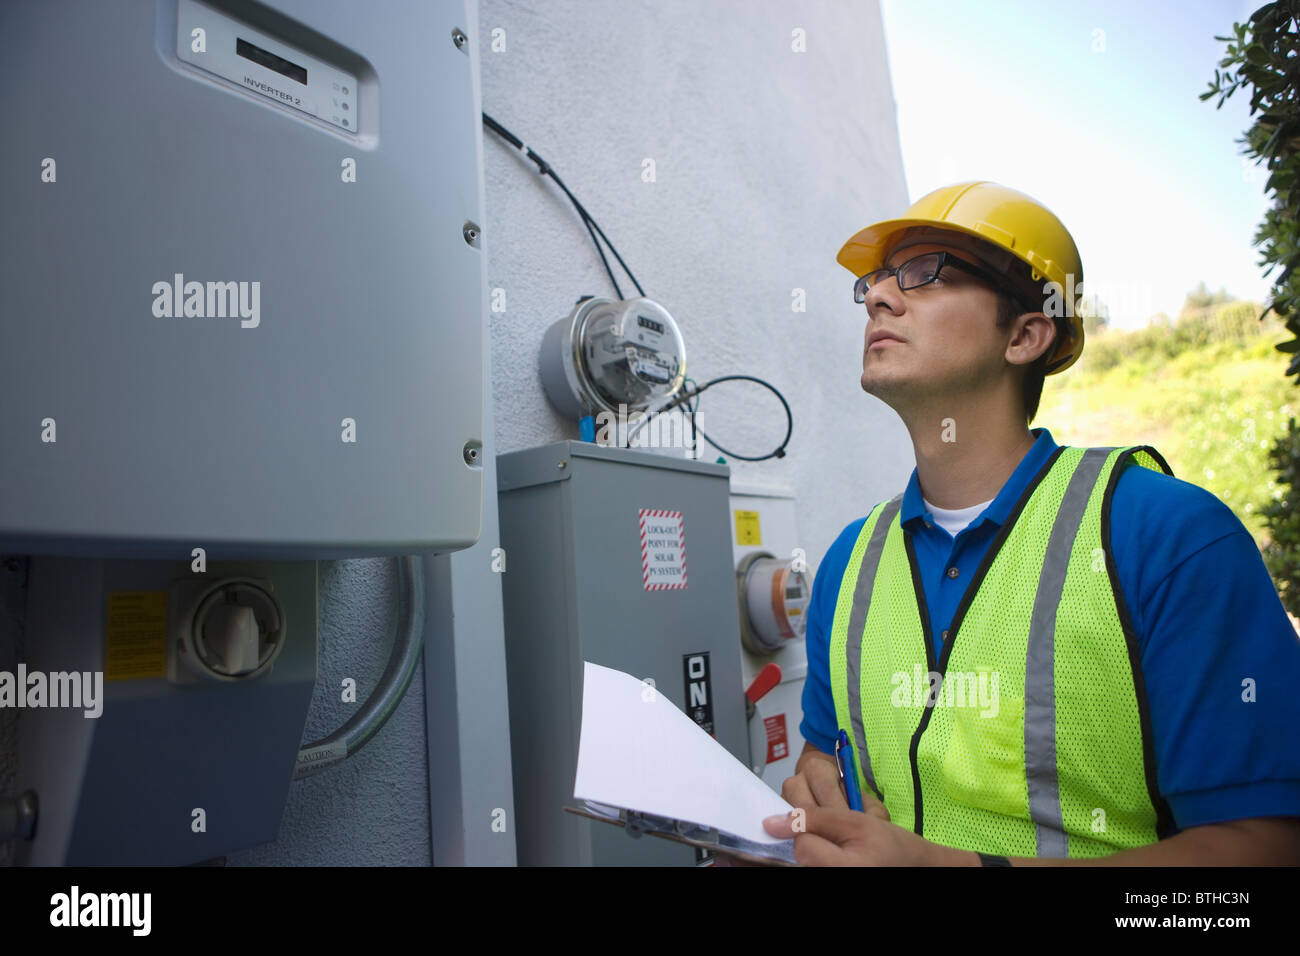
[579,298,685,414]
[741,555,811,654]
[539,296,687,419]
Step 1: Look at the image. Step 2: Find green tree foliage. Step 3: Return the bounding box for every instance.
[1039,314,1294,581]
[1180,279,1233,316]
[1205,2,1300,610]
[1203,2,1300,368]
[1081,297,1267,374]
[1261,418,1300,614]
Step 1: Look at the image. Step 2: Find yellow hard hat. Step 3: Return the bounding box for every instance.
[837,181,1085,375]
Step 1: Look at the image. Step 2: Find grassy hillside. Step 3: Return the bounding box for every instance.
[1036,305,1294,550]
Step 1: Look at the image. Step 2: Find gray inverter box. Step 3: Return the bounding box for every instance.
[0,0,483,559]
[496,441,750,866]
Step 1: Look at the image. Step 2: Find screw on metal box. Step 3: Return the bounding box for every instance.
[624,810,645,838]
[0,789,38,841]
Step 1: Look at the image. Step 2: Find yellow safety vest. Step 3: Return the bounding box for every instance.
[829,444,1176,857]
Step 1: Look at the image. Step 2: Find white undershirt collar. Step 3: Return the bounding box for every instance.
[922,495,994,539]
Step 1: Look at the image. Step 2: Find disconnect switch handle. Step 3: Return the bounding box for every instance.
[745,663,782,705]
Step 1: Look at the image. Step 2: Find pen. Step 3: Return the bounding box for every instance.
[835,729,864,812]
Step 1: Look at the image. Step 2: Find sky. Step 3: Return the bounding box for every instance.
[878,0,1274,331]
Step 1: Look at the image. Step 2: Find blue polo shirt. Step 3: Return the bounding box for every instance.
[800,426,1300,835]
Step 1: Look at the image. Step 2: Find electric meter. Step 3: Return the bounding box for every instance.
[539,296,686,418]
[737,552,812,654]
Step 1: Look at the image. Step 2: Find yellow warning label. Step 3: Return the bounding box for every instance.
[105,591,168,681]
[735,510,762,546]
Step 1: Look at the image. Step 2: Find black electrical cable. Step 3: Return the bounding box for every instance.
[683,375,701,460]
[481,116,791,461]
[482,113,645,299]
[660,374,792,462]
[481,114,619,293]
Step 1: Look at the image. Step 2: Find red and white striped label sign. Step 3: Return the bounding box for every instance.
[764,713,789,764]
[639,508,687,591]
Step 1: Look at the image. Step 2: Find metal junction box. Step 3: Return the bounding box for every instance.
[14,557,318,866]
[0,0,484,560]
[496,442,748,866]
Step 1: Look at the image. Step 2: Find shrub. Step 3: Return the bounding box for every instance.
[1261,416,1300,614]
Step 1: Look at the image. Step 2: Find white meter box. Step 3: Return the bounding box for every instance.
[0,0,484,558]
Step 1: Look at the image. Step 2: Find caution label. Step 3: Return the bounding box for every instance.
[734,509,761,546]
[104,591,168,681]
[640,508,687,591]
[764,713,789,764]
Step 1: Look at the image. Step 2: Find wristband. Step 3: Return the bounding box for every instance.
[977,853,1011,866]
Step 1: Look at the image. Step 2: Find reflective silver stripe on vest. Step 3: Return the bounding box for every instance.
[1024,447,1115,856]
[845,493,902,801]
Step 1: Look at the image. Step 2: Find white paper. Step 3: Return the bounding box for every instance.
[573,660,795,847]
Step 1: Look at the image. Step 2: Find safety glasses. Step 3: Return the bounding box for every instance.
[853,251,1035,311]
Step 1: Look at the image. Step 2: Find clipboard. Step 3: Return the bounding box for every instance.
[563,803,797,866]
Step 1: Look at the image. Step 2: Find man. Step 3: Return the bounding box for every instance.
[760,181,1300,865]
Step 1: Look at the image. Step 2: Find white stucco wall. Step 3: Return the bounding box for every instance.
[482,0,916,572]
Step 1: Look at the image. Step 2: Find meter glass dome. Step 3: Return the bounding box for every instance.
[539,296,686,418]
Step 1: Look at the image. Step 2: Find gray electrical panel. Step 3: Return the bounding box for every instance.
[13,557,317,865]
[0,0,484,560]
[496,442,749,866]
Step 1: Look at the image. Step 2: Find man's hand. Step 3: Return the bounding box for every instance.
[780,740,850,810]
[715,741,858,866]
[761,804,955,865]
[762,740,956,865]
